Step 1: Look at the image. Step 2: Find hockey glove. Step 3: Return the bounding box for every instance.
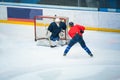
[80,30,84,33]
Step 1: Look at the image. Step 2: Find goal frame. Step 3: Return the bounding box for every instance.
[34,15,69,42]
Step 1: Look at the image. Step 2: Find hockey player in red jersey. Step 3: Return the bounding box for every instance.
[63,22,93,57]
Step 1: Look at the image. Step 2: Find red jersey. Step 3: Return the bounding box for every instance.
[68,24,85,38]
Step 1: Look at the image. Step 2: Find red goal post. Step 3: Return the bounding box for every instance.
[34,15,69,42]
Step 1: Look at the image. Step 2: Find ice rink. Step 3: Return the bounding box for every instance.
[0,23,120,80]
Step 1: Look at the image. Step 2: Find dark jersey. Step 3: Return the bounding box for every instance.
[48,22,66,38]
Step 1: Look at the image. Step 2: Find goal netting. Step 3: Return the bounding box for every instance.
[34,15,69,47]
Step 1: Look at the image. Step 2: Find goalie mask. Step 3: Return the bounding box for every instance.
[55,18,60,22]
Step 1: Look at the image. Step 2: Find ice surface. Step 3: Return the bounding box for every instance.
[0,23,120,80]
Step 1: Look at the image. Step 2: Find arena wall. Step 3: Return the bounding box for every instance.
[0,2,120,32]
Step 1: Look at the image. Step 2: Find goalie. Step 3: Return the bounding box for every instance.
[47,18,67,48]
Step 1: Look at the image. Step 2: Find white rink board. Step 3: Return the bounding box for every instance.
[0,2,120,29]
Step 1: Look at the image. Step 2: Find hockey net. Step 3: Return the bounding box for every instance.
[34,15,69,46]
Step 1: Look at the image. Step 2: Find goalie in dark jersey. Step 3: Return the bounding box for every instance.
[47,18,66,48]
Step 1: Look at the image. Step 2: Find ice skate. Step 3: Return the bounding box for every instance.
[89,53,93,57]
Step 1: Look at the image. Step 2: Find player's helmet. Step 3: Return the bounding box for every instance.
[69,22,74,27]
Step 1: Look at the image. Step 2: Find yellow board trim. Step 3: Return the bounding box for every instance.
[0,20,34,25]
[0,20,120,33]
[86,26,120,33]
